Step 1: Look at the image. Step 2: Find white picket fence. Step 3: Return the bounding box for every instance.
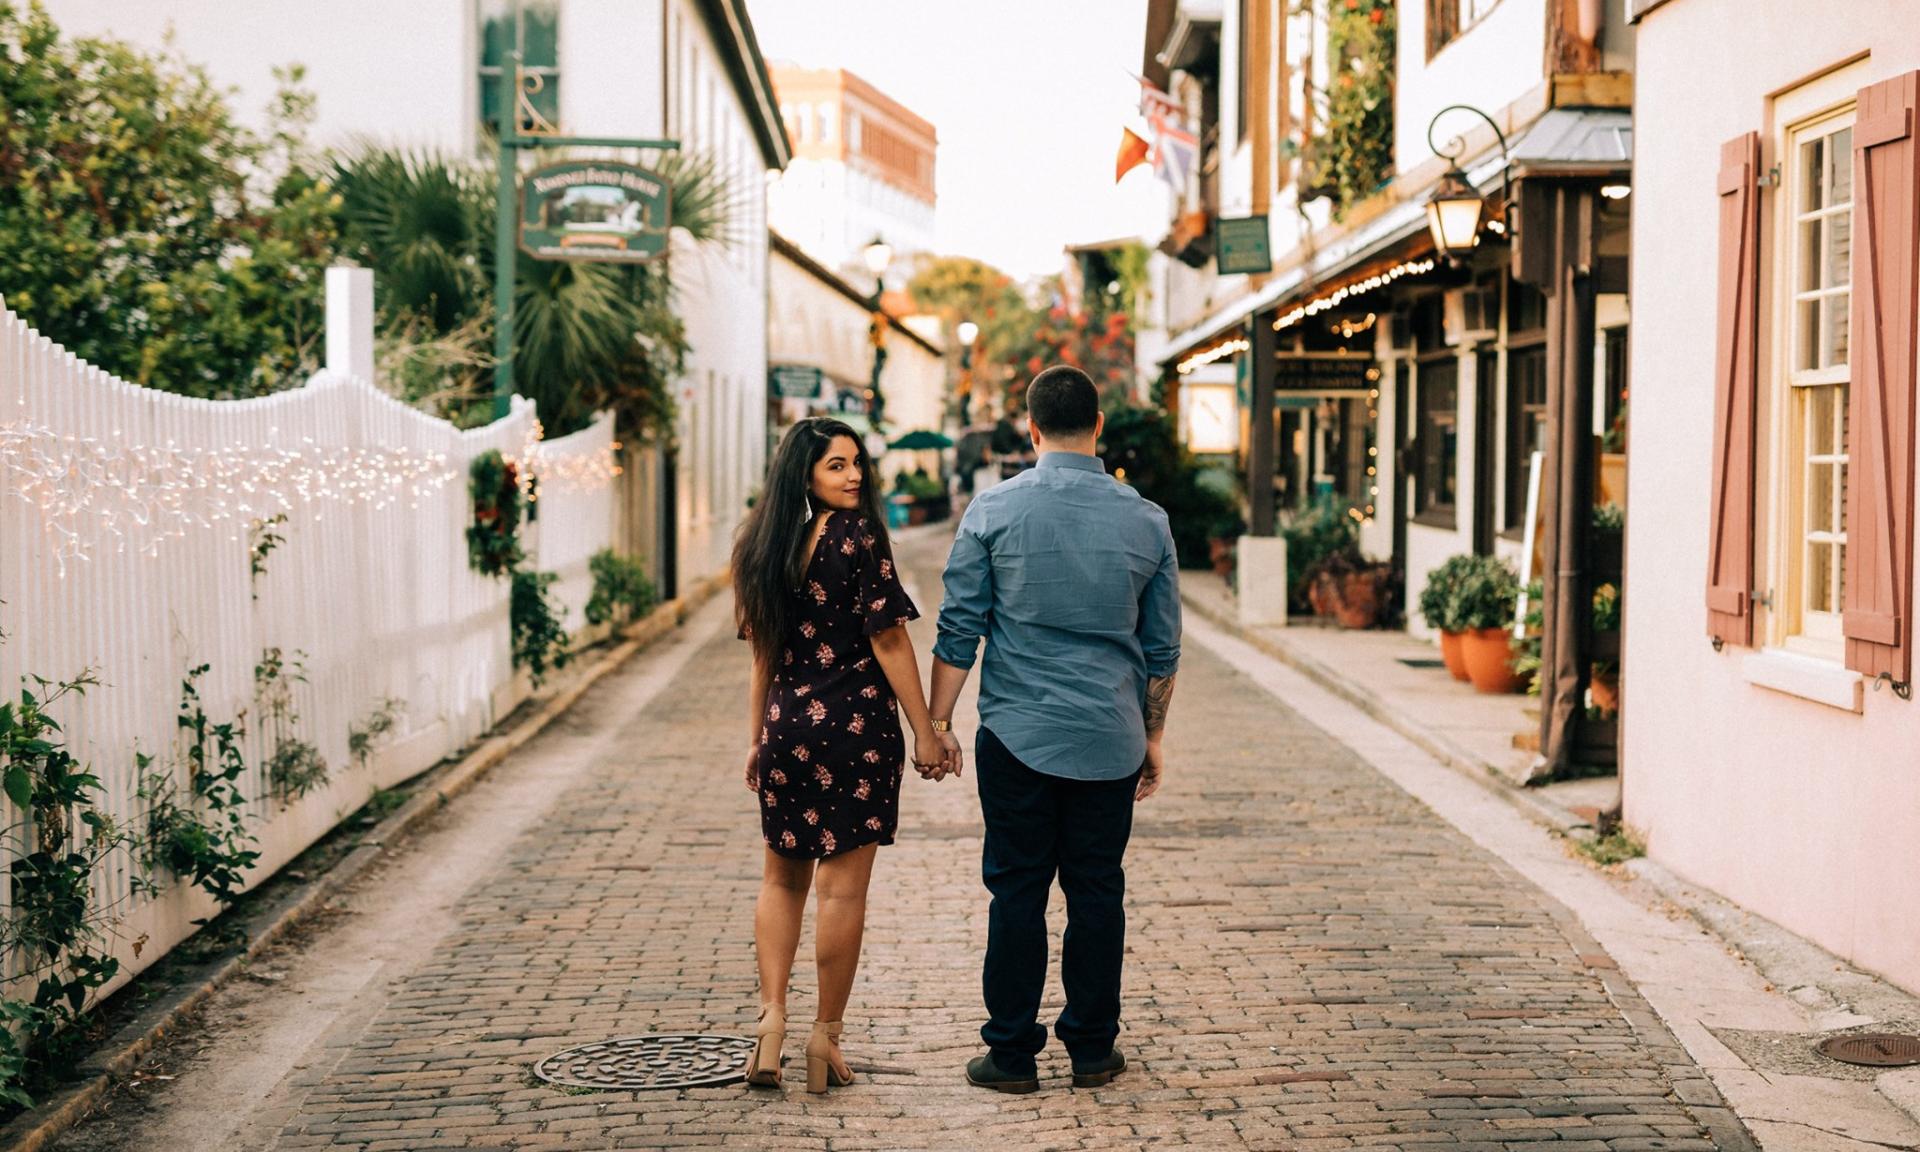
[0,289,618,1001]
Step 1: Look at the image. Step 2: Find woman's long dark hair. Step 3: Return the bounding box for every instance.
[733,417,889,661]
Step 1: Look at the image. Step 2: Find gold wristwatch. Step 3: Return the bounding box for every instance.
[931,719,951,733]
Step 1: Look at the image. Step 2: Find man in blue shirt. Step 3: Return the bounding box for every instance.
[927,365,1182,1094]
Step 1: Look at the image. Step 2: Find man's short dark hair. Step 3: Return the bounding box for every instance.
[1026,365,1099,438]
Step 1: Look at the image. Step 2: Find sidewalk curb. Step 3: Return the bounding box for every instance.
[0,573,727,1152]
[1182,587,1762,1151]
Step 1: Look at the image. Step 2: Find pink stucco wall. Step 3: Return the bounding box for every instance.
[1625,0,1920,995]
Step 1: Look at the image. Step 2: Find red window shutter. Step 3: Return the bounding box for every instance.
[1707,132,1761,647]
[1844,72,1920,686]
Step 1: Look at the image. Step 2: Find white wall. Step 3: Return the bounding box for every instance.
[1627,0,1920,995]
[1394,0,1548,170]
[41,0,478,151]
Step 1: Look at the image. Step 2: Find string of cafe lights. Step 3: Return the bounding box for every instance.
[1274,257,1436,332]
[1174,256,1436,375]
[0,420,462,572]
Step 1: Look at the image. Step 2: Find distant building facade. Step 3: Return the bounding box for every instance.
[768,65,937,283]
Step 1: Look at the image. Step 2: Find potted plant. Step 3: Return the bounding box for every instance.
[1453,555,1524,694]
[1310,547,1394,629]
[1418,554,1476,681]
[1207,507,1245,582]
[1589,582,1622,713]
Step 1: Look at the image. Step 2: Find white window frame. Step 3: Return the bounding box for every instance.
[476,0,561,131]
[1765,61,1864,664]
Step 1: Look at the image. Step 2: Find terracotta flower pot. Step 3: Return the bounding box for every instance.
[1461,627,1523,694]
[1307,571,1337,617]
[1438,630,1470,681]
[1332,569,1385,630]
[1210,537,1237,581]
[1590,666,1620,713]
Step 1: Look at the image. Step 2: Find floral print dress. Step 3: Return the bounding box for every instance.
[755,510,919,859]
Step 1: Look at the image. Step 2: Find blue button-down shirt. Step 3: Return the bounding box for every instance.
[934,451,1182,781]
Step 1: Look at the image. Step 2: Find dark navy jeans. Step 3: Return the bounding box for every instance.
[975,726,1139,1075]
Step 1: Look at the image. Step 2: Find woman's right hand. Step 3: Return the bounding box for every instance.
[744,745,761,792]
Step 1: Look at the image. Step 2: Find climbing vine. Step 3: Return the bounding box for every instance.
[0,661,134,1106]
[247,513,288,599]
[257,648,328,800]
[511,570,571,688]
[140,666,261,918]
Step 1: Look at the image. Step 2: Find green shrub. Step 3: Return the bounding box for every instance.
[1453,554,1522,631]
[585,549,659,627]
[1280,498,1359,611]
[1418,553,1478,632]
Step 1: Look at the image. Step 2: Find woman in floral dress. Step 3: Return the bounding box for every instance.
[731,417,951,1093]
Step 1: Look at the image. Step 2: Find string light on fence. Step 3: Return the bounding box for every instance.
[0,419,458,573]
[507,419,624,500]
[1273,258,1437,333]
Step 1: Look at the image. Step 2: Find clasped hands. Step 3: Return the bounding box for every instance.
[912,727,964,782]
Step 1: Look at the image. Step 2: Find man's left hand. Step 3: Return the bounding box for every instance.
[1136,740,1164,801]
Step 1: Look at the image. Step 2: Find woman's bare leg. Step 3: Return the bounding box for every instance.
[757,848,814,1009]
[813,843,879,1028]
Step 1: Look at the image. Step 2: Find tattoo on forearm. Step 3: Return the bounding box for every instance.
[1144,674,1176,735]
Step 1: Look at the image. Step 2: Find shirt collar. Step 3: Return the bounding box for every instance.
[1036,451,1106,474]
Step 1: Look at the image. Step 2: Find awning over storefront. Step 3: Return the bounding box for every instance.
[1158,107,1631,369]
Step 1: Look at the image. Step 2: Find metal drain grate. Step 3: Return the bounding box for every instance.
[1398,658,1447,669]
[533,1034,756,1090]
[1815,1033,1920,1067]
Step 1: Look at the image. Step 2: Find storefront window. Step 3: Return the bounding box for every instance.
[1504,344,1547,534]
[1416,355,1458,526]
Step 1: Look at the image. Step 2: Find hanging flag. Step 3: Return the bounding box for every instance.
[1116,127,1150,182]
[1150,122,1198,190]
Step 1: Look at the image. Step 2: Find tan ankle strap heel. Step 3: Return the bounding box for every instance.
[744,1004,785,1088]
[804,1020,854,1094]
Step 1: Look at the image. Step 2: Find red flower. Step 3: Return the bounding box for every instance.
[848,714,866,735]
[794,745,810,761]
[865,817,884,832]
[1369,6,1384,21]
[803,808,820,825]
[807,699,828,724]
[814,764,834,787]
[863,750,882,764]
[854,780,872,800]
[763,791,777,807]
[767,703,781,722]
[816,643,837,667]
[821,830,837,853]
[769,768,788,785]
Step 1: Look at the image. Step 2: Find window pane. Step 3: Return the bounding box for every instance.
[1823,292,1850,368]
[478,0,513,68]
[527,74,559,129]
[1807,540,1834,613]
[1807,460,1835,533]
[1801,135,1826,212]
[1798,299,1821,371]
[522,1,559,68]
[1799,219,1823,293]
[1807,385,1832,456]
[1830,127,1853,206]
[1827,208,1852,290]
[479,76,502,129]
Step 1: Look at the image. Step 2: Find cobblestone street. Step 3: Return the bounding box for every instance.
[59,530,1748,1151]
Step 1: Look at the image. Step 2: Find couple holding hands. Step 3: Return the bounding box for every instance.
[731,365,1182,1095]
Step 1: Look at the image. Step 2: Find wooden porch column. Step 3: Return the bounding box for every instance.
[1248,313,1278,535]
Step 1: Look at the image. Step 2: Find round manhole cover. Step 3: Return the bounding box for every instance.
[1815,1033,1920,1068]
[533,1034,756,1090]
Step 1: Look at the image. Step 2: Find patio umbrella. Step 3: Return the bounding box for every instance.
[888,429,954,450]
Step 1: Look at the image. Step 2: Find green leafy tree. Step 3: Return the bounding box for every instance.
[0,4,338,397]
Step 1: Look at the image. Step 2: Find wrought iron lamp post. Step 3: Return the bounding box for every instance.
[1422,104,1512,264]
[955,319,979,425]
[862,237,893,428]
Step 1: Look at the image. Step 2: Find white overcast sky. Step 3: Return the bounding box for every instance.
[747,0,1164,279]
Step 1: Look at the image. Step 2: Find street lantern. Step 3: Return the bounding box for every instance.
[1422,104,1511,266]
[955,319,980,424]
[1424,166,1486,261]
[862,238,894,277]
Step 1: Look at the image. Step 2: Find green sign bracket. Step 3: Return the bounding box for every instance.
[492,51,683,419]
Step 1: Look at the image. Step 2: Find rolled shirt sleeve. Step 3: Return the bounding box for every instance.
[933,499,993,669]
[1137,516,1182,680]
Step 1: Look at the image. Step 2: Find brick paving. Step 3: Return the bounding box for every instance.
[270,532,1739,1150]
